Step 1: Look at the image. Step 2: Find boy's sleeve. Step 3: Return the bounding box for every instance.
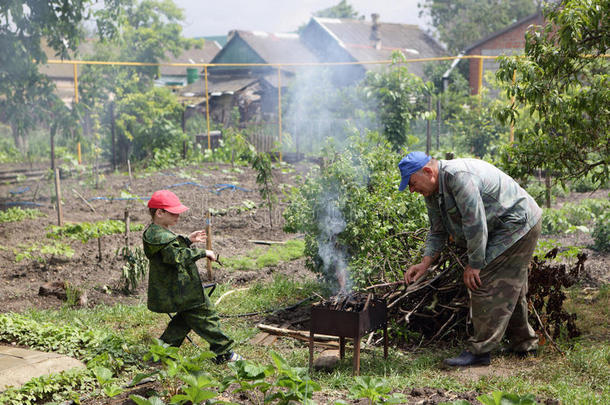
[159,236,207,266]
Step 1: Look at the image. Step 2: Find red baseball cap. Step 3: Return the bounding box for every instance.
[148,190,189,214]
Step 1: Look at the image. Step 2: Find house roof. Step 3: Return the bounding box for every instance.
[159,40,222,76]
[180,68,294,98]
[306,17,446,77]
[38,39,95,80]
[211,30,320,70]
[464,12,543,53]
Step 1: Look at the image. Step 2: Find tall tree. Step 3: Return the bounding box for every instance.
[495,0,609,185]
[314,0,363,19]
[419,0,538,53]
[0,0,119,153]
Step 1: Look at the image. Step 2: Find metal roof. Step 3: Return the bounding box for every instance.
[213,30,320,69]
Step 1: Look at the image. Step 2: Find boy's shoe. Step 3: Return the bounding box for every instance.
[214,351,243,364]
[443,350,490,367]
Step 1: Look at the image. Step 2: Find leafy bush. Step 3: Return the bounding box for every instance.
[592,213,610,252]
[14,241,74,262]
[283,131,428,290]
[541,198,610,235]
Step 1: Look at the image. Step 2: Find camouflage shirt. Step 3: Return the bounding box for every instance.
[423,158,542,269]
[142,223,208,313]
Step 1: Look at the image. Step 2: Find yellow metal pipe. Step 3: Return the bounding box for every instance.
[73,63,79,103]
[46,53,608,69]
[277,66,282,163]
[477,56,484,95]
[46,54,522,69]
[77,142,81,164]
[204,66,211,149]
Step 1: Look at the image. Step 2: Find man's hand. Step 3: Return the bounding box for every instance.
[463,265,482,291]
[404,262,429,284]
[189,230,207,244]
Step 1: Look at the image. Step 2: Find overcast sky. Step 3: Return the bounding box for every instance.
[173,0,430,38]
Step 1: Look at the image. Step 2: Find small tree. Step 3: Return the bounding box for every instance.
[495,0,610,186]
[251,152,276,228]
[362,52,428,150]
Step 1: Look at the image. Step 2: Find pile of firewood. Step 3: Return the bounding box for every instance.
[363,247,584,348]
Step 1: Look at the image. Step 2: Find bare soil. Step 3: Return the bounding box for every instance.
[0,162,607,404]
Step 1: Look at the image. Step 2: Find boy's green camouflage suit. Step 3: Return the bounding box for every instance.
[143,223,233,355]
[423,158,542,354]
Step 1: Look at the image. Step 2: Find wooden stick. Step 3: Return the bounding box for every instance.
[256,324,339,342]
[97,229,103,262]
[127,159,132,183]
[531,304,564,356]
[124,210,130,248]
[365,280,404,290]
[214,287,250,306]
[205,209,213,279]
[362,292,373,312]
[248,239,286,245]
[54,168,63,226]
[72,188,96,213]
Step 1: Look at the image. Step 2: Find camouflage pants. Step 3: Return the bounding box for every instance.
[468,220,541,355]
[160,293,234,356]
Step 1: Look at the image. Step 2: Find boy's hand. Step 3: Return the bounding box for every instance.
[189,230,207,244]
[205,250,216,261]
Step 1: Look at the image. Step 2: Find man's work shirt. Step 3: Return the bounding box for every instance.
[423,159,542,269]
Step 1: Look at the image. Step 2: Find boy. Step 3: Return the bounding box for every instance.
[142,189,241,363]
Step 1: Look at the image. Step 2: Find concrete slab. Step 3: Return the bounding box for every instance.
[0,345,85,391]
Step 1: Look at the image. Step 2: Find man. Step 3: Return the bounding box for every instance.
[398,152,542,366]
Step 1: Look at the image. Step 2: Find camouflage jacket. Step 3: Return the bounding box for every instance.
[423,158,542,269]
[142,223,207,313]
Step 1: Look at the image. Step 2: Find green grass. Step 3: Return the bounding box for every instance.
[221,239,305,270]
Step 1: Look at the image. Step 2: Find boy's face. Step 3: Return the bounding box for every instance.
[154,209,180,229]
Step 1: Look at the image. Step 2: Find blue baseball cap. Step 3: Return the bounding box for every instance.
[398,152,431,191]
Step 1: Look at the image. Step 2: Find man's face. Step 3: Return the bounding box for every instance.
[408,168,437,197]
